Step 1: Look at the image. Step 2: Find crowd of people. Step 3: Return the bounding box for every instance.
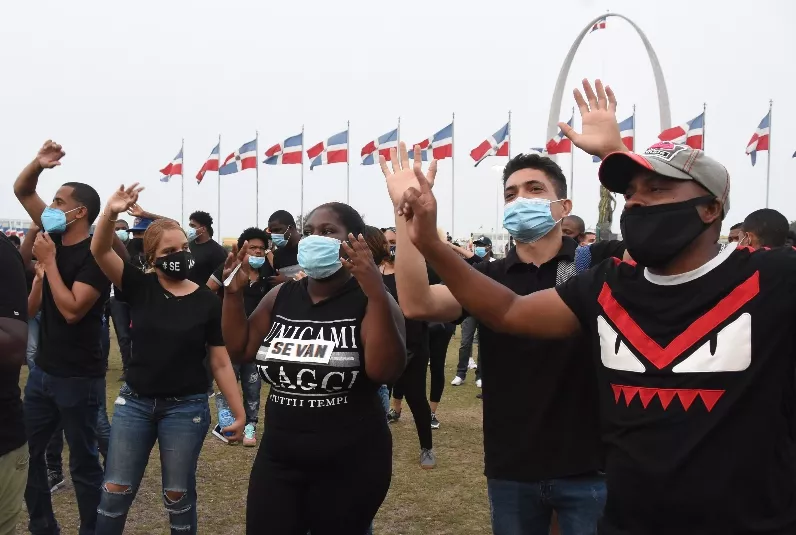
[2,78,796,535]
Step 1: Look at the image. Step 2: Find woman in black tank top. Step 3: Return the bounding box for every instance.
[222,202,407,535]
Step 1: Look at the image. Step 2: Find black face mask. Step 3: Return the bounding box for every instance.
[154,250,194,281]
[620,196,715,268]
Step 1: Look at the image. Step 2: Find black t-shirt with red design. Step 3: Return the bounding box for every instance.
[557,245,796,535]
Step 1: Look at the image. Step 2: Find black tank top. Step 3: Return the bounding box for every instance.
[256,277,383,432]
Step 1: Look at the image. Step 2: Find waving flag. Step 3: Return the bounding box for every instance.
[408,123,453,161]
[196,143,220,184]
[658,113,704,149]
[307,130,348,170]
[592,114,635,162]
[745,112,770,166]
[264,133,303,165]
[470,123,509,167]
[361,128,398,165]
[219,139,257,175]
[591,17,607,32]
[546,115,573,155]
[159,148,183,182]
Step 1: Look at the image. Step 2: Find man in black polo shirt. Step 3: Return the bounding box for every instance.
[266,210,302,284]
[382,145,619,534]
[0,232,29,532]
[13,140,109,535]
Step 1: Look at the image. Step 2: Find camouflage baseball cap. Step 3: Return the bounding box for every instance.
[599,141,731,216]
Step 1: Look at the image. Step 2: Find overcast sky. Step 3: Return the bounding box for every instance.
[2,0,794,241]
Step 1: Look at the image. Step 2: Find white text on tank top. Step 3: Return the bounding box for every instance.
[256,314,361,409]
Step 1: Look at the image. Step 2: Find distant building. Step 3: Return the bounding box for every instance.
[0,217,33,237]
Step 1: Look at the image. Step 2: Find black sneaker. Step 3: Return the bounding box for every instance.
[430,412,440,429]
[48,470,65,493]
[387,409,401,424]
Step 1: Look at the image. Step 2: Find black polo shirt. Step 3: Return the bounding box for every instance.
[467,237,624,482]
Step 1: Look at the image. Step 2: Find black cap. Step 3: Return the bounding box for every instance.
[473,235,492,246]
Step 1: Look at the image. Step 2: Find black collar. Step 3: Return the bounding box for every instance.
[503,236,578,272]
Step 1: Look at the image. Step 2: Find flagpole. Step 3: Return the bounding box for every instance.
[346,120,350,204]
[217,134,222,239]
[180,138,185,226]
[255,130,260,227]
[300,124,305,225]
[632,105,636,151]
[451,112,455,237]
[570,107,575,203]
[766,99,772,208]
[507,110,512,159]
[397,116,401,152]
[702,102,707,152]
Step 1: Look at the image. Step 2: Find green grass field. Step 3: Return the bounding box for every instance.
[16,331,490,534]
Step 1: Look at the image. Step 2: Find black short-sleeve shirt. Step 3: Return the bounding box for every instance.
[122,262,224,397]
[0,234,28,456]
[556,245,796,534]
[464,238,613,482]
[210,261,275,316]
[37,237,110,378]
[188,238,228,285]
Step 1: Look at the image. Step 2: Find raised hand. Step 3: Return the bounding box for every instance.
[33,233,57,266]
[559,79,626,159]
[222,242,251,294]
[380,142,438,207]
[341,234,383,297]
[396,155,440,253]
[107,184,145,215]
[36,140,66,169]
[127,203,147,218]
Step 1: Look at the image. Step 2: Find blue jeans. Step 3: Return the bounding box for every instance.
[487,473,606,535]
[23,366,104,535]
[456,316,481,380]
[27,311,41,369]
[214,362,261,425]
[96,384,210,535]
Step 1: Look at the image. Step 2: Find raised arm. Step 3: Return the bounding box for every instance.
[222,243,279,363]
[341,234,407,384]
[91,184,144,289]
[398,165,580,339]
[381,144,463,322]
[13,141,66,226]
[127,203,172,223]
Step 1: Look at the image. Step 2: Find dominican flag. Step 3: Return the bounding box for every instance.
[408,123,453,161]
[196,143,220,184]
[159,148,183,182]
[546,115,573,155]
[591,17,607,32]
[361,128,398,165]
[307,130,348,170]
[470,123,509,167]
[745,111,770,166]
[264,133,303,165]
[658,113,704,149]
[219,139,257,175]
[592,114,635,162]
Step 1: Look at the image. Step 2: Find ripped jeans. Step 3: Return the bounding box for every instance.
[96,384,210,535]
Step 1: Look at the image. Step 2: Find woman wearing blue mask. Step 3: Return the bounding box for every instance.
[207,227,275,447]
[222,202,407,535]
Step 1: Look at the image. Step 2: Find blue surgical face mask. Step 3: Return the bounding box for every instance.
[115,229,129,242]
[186,227,200,242]
[297,235,343,280]
[474,246,487,257]
[248,256,266,269]
[503,197,564,244]
[271,233,287,248]
[41,206,82,234]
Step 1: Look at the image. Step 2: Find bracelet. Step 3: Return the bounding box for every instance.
[104,211,118,222]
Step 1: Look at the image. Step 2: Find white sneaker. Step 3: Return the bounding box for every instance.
[476,379,482,388]
[450,376,464,386]
[468,358,477,370]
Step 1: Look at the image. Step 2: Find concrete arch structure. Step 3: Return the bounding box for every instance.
[546,13,672,142]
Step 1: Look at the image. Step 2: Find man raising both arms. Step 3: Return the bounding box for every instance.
[394,80,796,535]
